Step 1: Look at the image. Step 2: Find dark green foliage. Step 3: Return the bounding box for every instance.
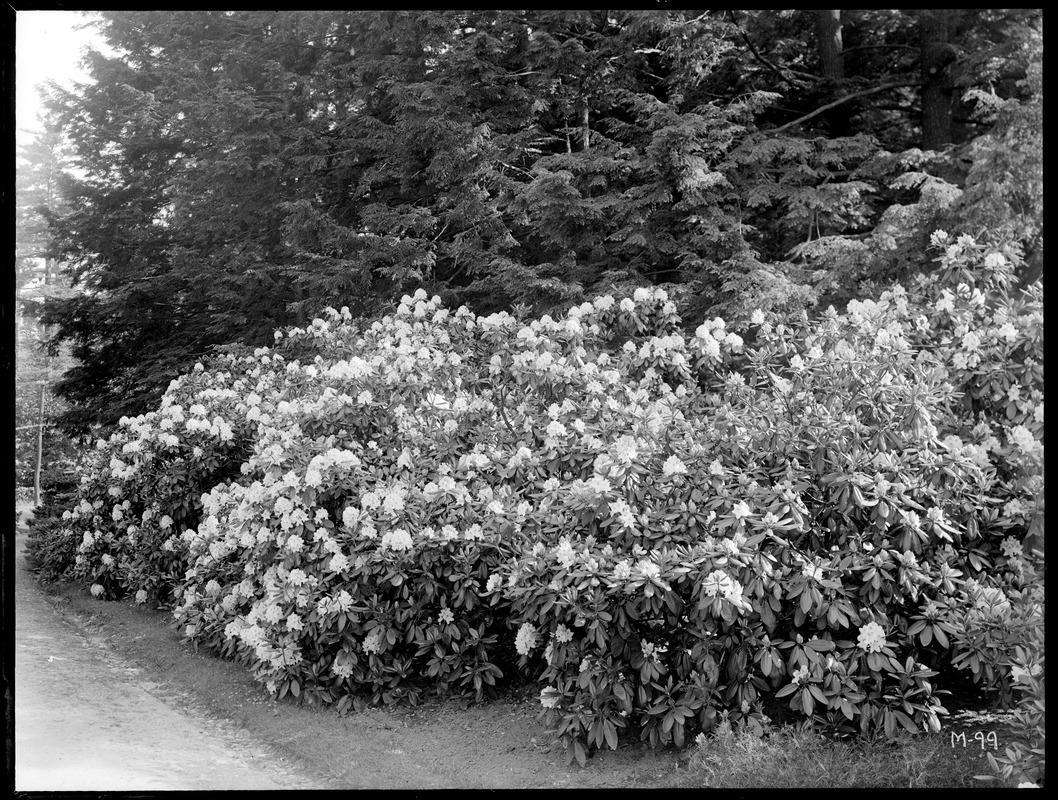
[36,9,1043,432]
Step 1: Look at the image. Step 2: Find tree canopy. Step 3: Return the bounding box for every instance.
[32,9,1043,433]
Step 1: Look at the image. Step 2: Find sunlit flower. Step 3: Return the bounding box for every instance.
[975,587,1011,615]
[554,624,573,644]
[1000,536,1024,559]
[1009,425,1038,454]
[609,498,637,530]
[856,621,888,653]
[285,534,304,552]
[363,628,384,654]
[515,622,539,655]
[802,562,824,582]
[961,330,982,353]
[1003,498,1027,518]
[996,322,1018,342]
[287,568,309,586]
[637,559,661,581]
[380,528,414,551]
[545,420,568,439]
[1011,663,1042,684]
[539,687,560,709]
[641,640,666,664]
[612,559,632,581]
[335,590,353,612]
[697,329,722,360]
[702,570,734,598]
[554,539,576,568]
[613,435,639,464]
[438,608,455,625]
[381,487,406,514]
[662,455,687,477]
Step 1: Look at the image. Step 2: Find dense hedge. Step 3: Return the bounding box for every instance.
[29,231,1043,779]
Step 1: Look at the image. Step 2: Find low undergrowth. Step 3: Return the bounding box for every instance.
[684,718,1021,789]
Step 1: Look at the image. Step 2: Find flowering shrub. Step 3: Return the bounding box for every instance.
[40,231,1043,764]
[46,361,260,603]
[974,637,1046,787]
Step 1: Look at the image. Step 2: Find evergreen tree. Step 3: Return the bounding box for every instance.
[38,9,1043,433]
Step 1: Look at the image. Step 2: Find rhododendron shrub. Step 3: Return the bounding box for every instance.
[478,235,1041,762]
[56,362,264,602]
[44,231,1042,762]
[168,287,746,708]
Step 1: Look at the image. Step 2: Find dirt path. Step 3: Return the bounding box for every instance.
[13,516,328,791]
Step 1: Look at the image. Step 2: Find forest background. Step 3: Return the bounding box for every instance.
[15,9,1043,457]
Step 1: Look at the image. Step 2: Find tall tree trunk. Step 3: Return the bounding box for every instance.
[34,378,45,506]
[919,9,953,150]
[815,10,848,136]
[580,101,590,152]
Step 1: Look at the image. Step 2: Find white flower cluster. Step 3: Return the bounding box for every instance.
[515,622,539,656]
[856,621,888,653]
[363,628,384,655]
[380,528,414,552]
[701,570,744,605]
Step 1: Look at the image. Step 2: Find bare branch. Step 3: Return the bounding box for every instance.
[727,10,817,90]
[843,44,919,55]
[773,81,918,134]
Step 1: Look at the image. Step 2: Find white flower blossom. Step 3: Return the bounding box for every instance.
[857,621,888,653]
[662,455,688,477]
[380,528,414,551]
[515,622,539,655]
